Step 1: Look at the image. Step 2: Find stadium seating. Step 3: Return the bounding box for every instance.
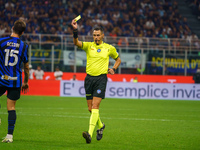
[0,0,198,39]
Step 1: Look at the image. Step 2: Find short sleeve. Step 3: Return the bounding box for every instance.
[81,42,91,52]
[22,44,29,63]
[109,45,119,60]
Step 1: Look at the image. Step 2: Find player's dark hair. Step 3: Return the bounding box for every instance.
[93,25,104,33]
[13,20,26,36]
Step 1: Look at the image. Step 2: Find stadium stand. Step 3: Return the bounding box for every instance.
[0,0,198,39]
[0,0,199,76]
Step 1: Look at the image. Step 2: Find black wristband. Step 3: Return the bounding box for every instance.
[73,29,78,39]
[112,68,116,73]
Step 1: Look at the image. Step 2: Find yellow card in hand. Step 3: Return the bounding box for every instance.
[75,15,81,22]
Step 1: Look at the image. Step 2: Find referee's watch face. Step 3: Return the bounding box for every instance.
[93,30,104,45]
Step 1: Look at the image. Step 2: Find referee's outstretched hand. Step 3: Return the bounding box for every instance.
[71,19,77,30]
[108,68,115,75]
[22,83,29,94]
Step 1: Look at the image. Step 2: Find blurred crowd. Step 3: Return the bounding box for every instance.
[0,0,199,40]
[185,0,200,19]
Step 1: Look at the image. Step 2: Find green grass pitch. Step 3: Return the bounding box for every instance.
[0,95,200,150]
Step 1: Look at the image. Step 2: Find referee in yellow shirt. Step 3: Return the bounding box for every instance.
[71,19,121,144]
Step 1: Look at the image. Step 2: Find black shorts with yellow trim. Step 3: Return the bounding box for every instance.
[84,74,107,100]
[0,86,21,100]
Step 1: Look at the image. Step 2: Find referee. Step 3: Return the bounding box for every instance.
[71,19,121,144]
[0,20,29,143]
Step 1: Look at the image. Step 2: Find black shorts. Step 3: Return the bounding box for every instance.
[84,74,107,100]
[0,86,21,100]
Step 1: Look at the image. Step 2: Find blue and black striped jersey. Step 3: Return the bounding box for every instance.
[0,36,29,88]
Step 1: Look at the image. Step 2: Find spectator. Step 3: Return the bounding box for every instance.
[191,32,198,41]
[40,59,50,71]
[146,30,152,37]
[145,18,155,30]
[0,0,196,39]
[182,32,191,43]
[113,11,120,21]
[159,31,168,39]
[149,62,159,75]
[135,33,143,45]
[29,64,35,80]
[70,74,77,81]
[34,66,44,80]
[163,25,172,35]
[54,66,63,80]
[122,14,132,30]
[158,6,165,17]
[5,1,15,9]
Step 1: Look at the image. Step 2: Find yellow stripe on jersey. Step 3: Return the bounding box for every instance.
[81,42,119,76]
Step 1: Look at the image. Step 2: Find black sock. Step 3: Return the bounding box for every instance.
[8,110,16,135]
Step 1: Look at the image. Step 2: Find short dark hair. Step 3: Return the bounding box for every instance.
[93,25,104,33]
[13,20,26,36]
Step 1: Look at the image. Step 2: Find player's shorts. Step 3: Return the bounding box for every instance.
[84,74,107,100]
[0,86,21,100]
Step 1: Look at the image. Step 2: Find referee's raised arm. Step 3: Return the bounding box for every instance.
[71,19,82,48]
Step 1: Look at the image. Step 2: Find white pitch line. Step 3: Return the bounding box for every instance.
[2,107,200,113]
[0,112,200,123]
[1,107,199,113]
[1,105,200,117]
[1,107,199,118]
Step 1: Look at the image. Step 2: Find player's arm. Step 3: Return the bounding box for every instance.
[22,62,29,93]
[71,19,82,48]
[108,57,121,75]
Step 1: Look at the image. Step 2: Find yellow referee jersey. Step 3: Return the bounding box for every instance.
[81,42,119,76]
